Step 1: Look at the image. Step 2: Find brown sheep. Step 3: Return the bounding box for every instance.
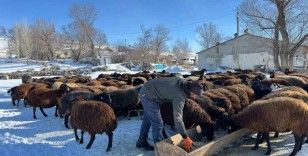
[277,75,306,87]
[262,89,308,102]
[27,85,70,119]
[161,99,215,141]
[189,94,226,120]
[224,85,250,108]
[101,81,119,87]
[21,74,32,83]
[7,83,49,107]
[203,91,235,114]
[234,84,254,101]
[101,86,118,93]
[8,84,33,106]
[215,88,241,112]
[70,98,117,151]
[230,97,308,155]
[223,79,241,86]
[200,81,214,90]
[274,86,307,95]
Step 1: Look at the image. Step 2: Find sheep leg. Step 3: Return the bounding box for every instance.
[86,135,96,149]
[106,132,113,152]
[23,99,27,107]
[17,100,20,107]
[74,129,79,141]
[290,134,302,156]
[263,132,271,155]
[79,131,84,144]
[54,106,58,117]
[299,136,304,150]
[33,107,37,119]
[251,132,262,150]
[274,132,279,138]
[12,98,16,106]
[40,107,48,117]
[64,113,70,129]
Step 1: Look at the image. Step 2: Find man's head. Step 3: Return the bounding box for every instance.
[181,80,203,96]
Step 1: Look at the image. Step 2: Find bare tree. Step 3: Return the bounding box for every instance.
[151,25,170,63]
[172,38,191,65]
[195,23,222,49]
[240,0,308,70]
[95,29,108,54]
[69,3,98,61]
[2,22,33,58]
[134,25,153,70]
[31,19,57,61]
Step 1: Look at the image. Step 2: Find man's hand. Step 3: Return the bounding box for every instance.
[182,137,193,152]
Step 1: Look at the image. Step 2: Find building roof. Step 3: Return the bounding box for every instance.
[196,33,270,54]
[197,33,308,54]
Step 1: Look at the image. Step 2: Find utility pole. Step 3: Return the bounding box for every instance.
[236,10,239,37]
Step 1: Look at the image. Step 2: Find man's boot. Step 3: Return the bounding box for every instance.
[136,136,154,151]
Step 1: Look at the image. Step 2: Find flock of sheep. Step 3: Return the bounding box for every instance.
[6,69,308,155]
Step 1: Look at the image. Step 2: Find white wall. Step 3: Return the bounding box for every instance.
[99,56,112,66]
[197,34,307,70]
[0,38,8,58]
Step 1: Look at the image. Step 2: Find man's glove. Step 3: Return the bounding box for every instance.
[182,137,193,152]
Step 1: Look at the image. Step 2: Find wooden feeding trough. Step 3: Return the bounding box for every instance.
[154,126,251,156]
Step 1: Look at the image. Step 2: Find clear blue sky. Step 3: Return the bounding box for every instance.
[0,0,244,52]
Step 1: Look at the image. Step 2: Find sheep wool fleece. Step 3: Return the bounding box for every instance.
[139,77,187,142]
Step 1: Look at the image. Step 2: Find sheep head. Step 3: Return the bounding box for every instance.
[98,92,112,104]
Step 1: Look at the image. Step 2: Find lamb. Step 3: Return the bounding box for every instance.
[229,97,308,156]
[161,99,215,141]
[60,91,112,129]
[70,98,117,151]
[26,84,70,119]
[7,83,49,107]
[8,84,33,107]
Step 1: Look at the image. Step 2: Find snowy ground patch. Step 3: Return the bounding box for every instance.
[0,79,154,156]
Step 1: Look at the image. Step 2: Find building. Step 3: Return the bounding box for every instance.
[183,52,197,65]
[197,33,308,70]
[97,51,112,66]
[0,37,9,58]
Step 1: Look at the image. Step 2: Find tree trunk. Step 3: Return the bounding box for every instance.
[280,53,288,71]
[288,53,294,70]
[276,1,290,71]
[272,23,280,70]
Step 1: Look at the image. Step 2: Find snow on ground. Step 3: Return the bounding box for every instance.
[1,79,307,156]
[0,61,307,156]
[0,79,154,156]
[0,59,92,73]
